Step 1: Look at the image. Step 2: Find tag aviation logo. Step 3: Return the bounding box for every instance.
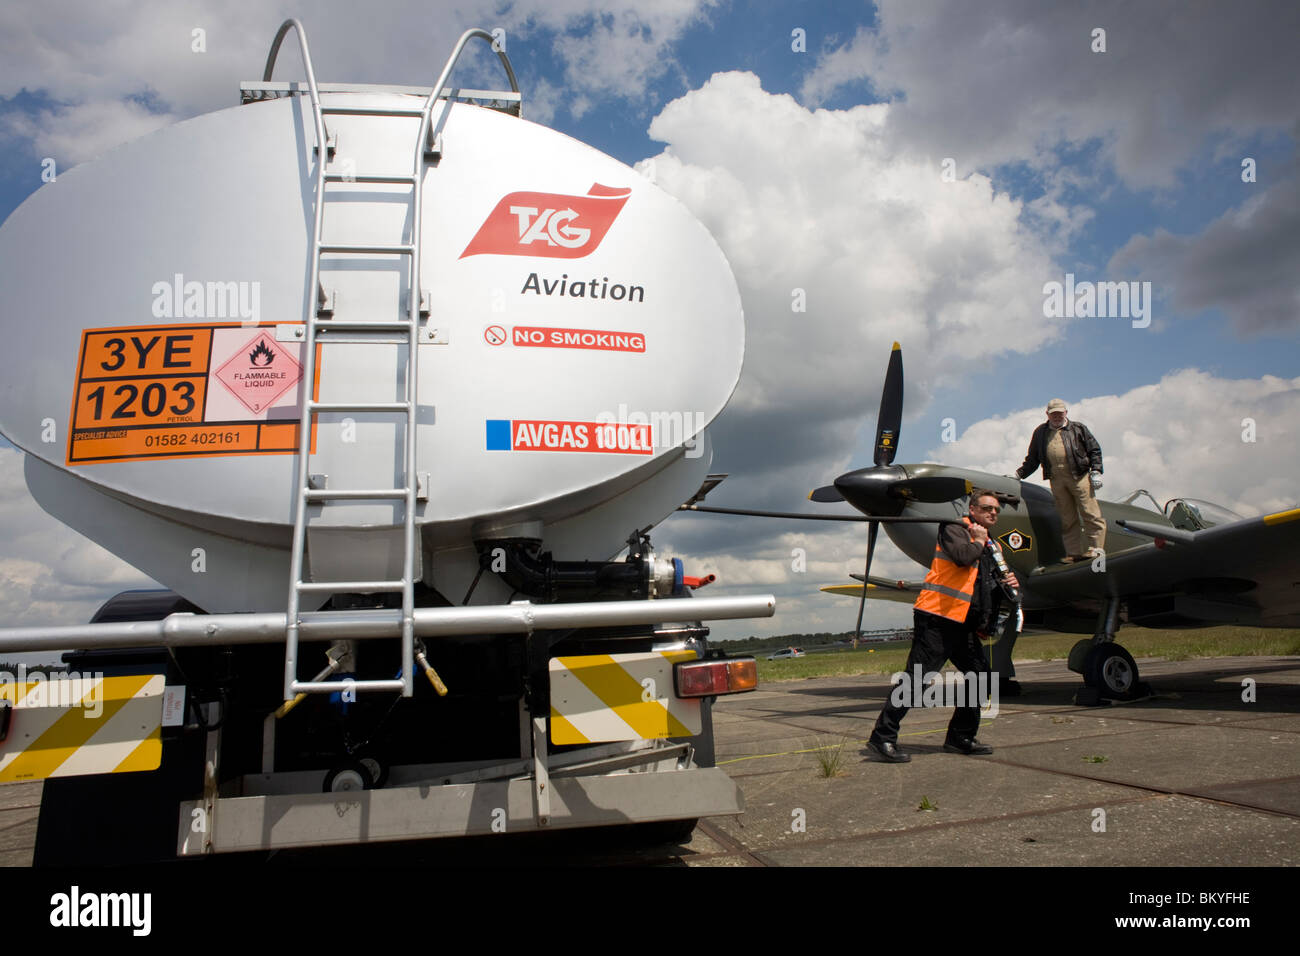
[460,184,631,259]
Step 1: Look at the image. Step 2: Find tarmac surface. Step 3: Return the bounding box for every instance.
[686,654,1300,867]
[2,655,1297,867]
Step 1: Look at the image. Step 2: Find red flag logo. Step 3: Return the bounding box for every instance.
[460,183,631,259]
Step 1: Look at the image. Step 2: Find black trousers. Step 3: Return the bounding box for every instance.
[871,609,990,746]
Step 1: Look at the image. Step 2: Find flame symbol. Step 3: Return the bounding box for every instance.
[249,341,275,366]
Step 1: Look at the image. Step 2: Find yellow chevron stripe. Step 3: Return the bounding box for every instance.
[660,649,696,664]
[112,728,163,774]
[549,709,587,746]
[1263,508,1300,526]
[558,655,693,739]
[0,673,154,782]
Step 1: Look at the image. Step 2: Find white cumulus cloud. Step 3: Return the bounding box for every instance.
[801,0,1300,190]
[641,71,1065,500]
[927,369,1300,517]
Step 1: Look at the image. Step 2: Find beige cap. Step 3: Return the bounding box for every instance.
[1046,398,1068,413]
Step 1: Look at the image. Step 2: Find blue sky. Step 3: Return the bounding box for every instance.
[0,0,1296,640]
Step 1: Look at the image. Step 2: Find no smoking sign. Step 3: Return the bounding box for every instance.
[484,325,507,346]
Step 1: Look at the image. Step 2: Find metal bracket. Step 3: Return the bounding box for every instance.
[308,474,328,490]
[316,286,336,317]
[402,289,432,317]
[417,472,430,502]
[426,130,443,161]
[314,131,338,158]
[420,326,448,345]
[276,324,308,342]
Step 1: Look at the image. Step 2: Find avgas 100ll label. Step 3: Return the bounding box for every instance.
[486,419,652,455]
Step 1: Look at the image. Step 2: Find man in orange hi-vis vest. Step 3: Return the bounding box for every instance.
[867,489,1020,763]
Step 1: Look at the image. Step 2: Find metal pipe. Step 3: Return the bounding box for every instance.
[679,504,948,522]
[0,595,775,654]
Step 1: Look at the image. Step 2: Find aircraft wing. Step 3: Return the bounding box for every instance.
[1025,506,1300,626]
[820,575,921,606]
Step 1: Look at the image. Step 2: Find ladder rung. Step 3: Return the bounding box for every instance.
[291,679,407,694]
[310,333,409,346]
[313,321,413,333]
[319,243,414,255]
[321,106,426,117]
[308,400,410,414]
[305,488,408,501]
[325,173,417,184]
[296,580,406,594]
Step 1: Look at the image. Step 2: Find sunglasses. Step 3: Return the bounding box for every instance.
[974,504,1001,514]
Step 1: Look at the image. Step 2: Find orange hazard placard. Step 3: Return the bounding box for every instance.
[66,323,316,465]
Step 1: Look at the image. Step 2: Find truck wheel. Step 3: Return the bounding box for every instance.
[323,761,372,793]
[359,757,388,789]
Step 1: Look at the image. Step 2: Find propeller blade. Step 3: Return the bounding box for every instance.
[853,522,880,643]
[808,485,845,503]
[873,342,903,467]
[890,475,972,503]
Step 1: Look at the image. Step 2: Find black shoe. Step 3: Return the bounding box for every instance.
[943,736,993,755]
[868,739,911,763]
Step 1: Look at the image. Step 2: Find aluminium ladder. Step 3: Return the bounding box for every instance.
[265,21,520,700]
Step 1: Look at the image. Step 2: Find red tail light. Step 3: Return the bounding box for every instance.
[675,658,758,698]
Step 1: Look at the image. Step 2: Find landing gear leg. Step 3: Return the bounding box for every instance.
[1068,598,1151,705]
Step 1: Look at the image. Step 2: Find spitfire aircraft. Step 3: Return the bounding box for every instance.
[684,343,1300,703]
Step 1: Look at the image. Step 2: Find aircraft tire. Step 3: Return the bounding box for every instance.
[1085,644,1140,700]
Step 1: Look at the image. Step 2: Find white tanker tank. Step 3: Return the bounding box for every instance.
[0,27,743,615]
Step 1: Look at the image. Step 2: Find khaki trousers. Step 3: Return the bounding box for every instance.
[1051,472,1107,556]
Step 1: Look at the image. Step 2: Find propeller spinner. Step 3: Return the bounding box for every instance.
[809,344,970,514]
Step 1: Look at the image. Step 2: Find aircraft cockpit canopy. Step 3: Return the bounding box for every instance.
[1164,498,1243,531]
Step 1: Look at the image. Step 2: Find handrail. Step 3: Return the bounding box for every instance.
[421,28,521,141]
[425,28,520,105]
[263,18,320,85]
[260,18,329,164]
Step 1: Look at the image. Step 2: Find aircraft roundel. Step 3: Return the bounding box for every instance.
[999,529,1031,552]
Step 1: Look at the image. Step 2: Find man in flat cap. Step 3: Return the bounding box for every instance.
[1016,399,1106,562]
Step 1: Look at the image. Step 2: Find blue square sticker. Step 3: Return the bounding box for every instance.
[485,419,512,450]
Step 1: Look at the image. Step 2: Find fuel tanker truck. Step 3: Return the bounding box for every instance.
[0,22,772,863]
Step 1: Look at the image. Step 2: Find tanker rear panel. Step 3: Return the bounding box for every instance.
[0,90,743,610]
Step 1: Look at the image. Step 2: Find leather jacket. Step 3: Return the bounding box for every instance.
[1017,420,1102,481]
